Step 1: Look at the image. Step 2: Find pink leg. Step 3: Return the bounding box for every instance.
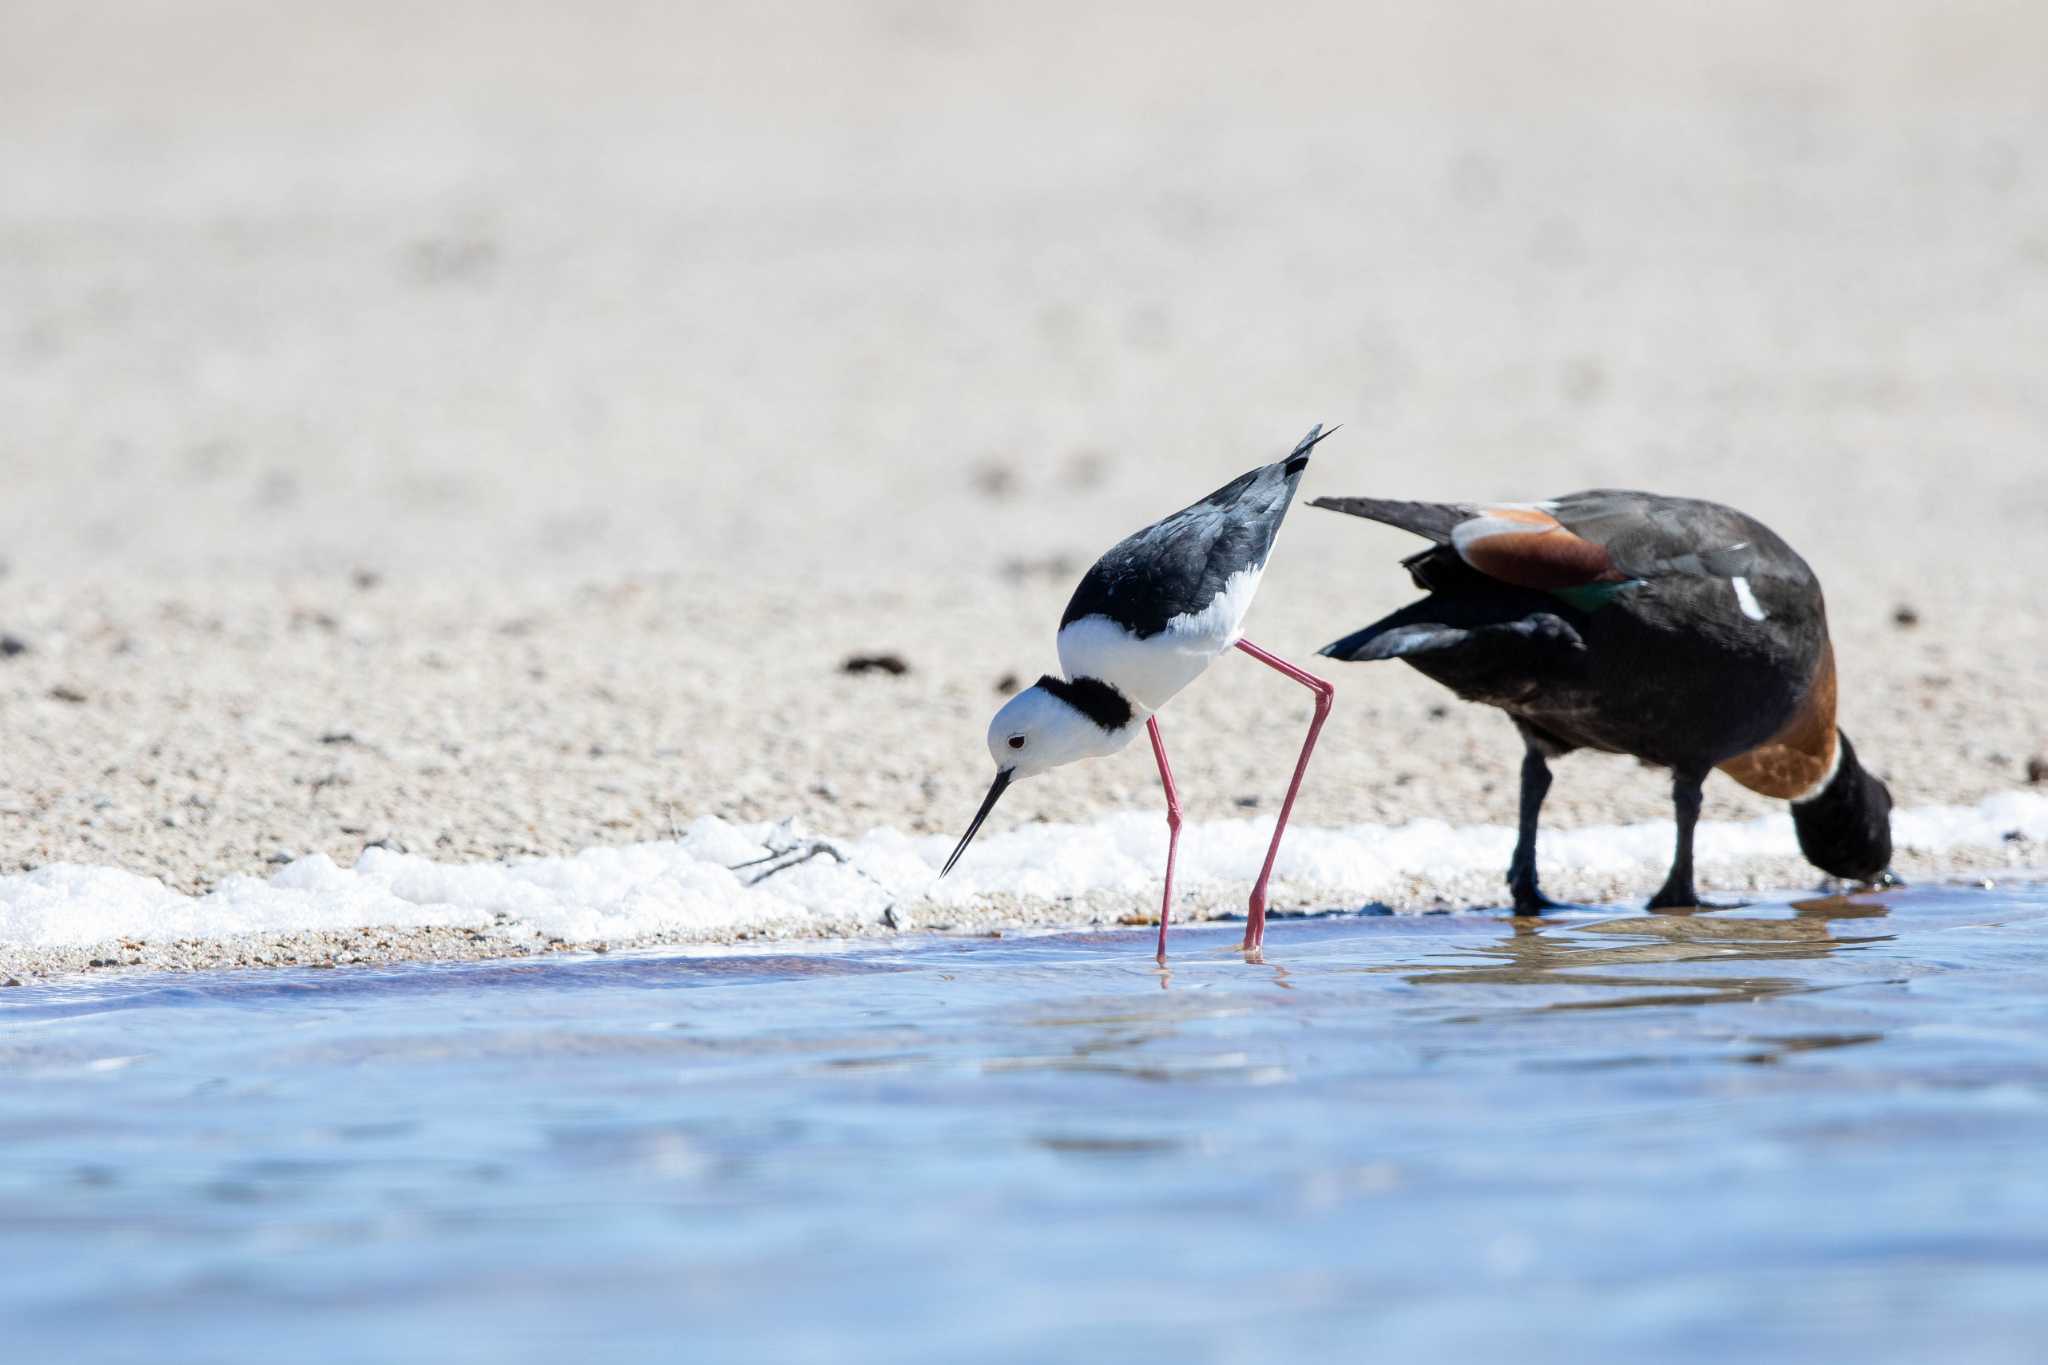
[1234,638,1335,952]
[1146,716,1182,965]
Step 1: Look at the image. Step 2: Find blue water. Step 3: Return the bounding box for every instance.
[6,881,2048,1362]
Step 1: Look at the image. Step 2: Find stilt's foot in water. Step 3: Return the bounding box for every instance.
[1510,889,1570,916]
[1243,887,1268,952]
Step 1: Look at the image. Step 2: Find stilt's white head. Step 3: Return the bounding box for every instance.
[941,677,1136,876]
[986,681,1131,781]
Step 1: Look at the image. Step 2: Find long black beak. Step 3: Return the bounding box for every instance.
[1295,422,1341,455]
[941,769,1013,877]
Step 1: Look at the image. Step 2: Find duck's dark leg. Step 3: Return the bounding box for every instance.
[1145,716,1182,965]
[1647,767,1708,910]
[1234,639,1335,953]
[1509,741,1560,914]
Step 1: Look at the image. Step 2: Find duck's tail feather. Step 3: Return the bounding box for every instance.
[1320,598,1587,663]
[1308,496,1473,543]
[1321,621,1472,662]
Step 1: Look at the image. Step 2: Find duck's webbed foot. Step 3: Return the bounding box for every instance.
[1510,884,1570,915]
[1646,879,1746,912]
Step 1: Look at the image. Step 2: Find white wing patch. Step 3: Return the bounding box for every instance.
[1731,576,1768,621]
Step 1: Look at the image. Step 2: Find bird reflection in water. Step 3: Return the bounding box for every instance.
[1385,891,1896,1013]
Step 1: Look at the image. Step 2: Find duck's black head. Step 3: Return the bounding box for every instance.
[1790,733,1894,884]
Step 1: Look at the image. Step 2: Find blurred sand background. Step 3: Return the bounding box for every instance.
[3,0,2046,897]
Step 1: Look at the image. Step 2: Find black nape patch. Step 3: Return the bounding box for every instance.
[1037,674,1135,732]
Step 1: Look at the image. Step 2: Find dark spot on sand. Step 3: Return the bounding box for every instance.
[1063,449,1109,488]
[1892,603,1920,628]
[971,461,1016,499]
[2027,756,2048,784]
[49,684,88,704]
[257,469,299,508]
[406,236,498,285]
[319,731,357,745]
[1427,704,1448,720]
[842,653,909,676]
[994,672,1019,693]
[1561,357,1606,405]
[1000,554,1077,582]
[0,634,27,658]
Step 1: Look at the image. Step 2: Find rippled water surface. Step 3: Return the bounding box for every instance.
[6,880,2048,1362]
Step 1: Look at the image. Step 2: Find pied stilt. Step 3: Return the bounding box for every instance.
[942,424,1341,961]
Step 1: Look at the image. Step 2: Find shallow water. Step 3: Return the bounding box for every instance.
[6,880,2048,1363]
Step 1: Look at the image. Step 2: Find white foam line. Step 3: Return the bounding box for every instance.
[3,795,2045,951]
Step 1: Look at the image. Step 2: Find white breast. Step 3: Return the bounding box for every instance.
[1056,565,1263,713]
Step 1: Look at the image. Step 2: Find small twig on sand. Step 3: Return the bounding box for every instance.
[725,827,896,935]
[730,839,849,886]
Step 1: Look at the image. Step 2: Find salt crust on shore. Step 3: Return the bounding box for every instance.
[5,795,2042,972]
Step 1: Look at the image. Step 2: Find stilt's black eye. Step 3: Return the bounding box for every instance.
[1008,736,1026,749]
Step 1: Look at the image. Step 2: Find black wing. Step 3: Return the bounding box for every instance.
[1061,426,1329,638]
[1543,490,1813,587]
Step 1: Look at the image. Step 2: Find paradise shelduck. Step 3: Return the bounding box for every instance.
[1311,490,1894,911]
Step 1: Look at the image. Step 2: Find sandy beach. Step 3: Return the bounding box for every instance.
[3,1,2046,976]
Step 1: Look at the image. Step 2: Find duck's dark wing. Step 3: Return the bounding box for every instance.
[1310,489,1811,594]
[1061,425,1331,638]
[1542,491,1808,586]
